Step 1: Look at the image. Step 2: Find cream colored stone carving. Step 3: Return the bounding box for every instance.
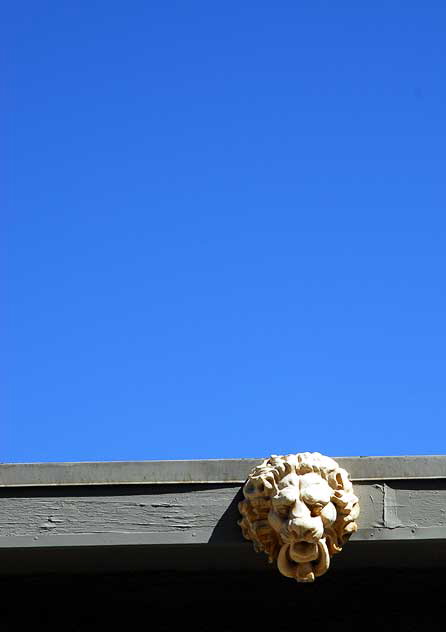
[238,452,359,582]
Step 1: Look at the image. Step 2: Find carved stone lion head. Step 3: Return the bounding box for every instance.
[238,452,359,582]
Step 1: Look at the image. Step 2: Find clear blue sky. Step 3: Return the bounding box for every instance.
[3,1,446,462]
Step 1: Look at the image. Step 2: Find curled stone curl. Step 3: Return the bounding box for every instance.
[238,452,360,582]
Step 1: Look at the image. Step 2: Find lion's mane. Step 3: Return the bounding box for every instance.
[238,452,359,580]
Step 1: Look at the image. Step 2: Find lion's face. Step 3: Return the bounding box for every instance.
[268,471,337,581]
[239,453,359,583]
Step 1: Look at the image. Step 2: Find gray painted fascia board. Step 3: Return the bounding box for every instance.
[1,462,445,574]
[0,455,445,487]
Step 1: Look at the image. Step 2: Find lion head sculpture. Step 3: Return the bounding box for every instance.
[238,452,359,582]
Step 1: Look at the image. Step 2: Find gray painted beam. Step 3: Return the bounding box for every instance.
[1,480,445,552]
[0,455,445,487]
[0,458,445,574]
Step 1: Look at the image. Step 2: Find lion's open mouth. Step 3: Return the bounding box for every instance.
[277,539,331,582]
[289,541,319,563]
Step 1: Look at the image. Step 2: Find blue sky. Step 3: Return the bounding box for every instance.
[3,1,446,462]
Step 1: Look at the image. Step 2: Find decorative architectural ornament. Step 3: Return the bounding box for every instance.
[238,452,360,582]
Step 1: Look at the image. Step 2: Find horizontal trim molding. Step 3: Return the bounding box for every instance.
[1,455,445,487]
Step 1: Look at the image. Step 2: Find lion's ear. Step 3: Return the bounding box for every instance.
[335,468,352,490]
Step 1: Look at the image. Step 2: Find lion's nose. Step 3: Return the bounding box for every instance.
[288,522,318,542]
[286,499,323,541]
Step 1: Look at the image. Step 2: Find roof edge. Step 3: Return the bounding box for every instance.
[0,455,445,487]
